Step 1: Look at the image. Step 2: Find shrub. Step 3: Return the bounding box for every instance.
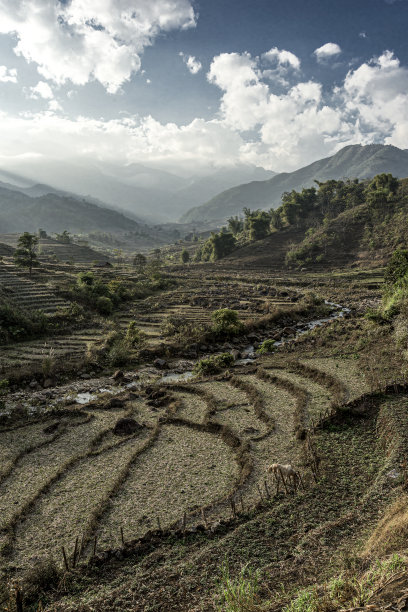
[211,309,243,336]
[193,353,234,376]
[257,339,275,354]
[22,557,61,603]
[0,302,48,343]
[108,338,132,367]
[95,296,113,315]
[125,321,147,347]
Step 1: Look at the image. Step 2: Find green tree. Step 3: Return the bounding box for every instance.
[227,216,244,235]
[385,249,408,287]
[14,232,39,276]
[181,249,190,264]
[247,210,271,240]
[133,253,147,272]
[55,230,71,244]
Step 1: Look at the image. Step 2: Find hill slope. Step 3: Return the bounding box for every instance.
[0,186,144,234]
[181,144,408,223]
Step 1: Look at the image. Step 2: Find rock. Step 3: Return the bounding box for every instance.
[113,417,143,436]
[112,370,124,380]
[29,380,38,389]
[80,373,91,380]
[247,333,259,341]
[231,349,241,361]
[107,397,125,409]
[154,358,167,370]
[43,378,53,388]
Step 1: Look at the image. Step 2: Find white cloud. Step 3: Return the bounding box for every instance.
[262,47,300,71]
[29,81,54,99]
[314,42,342,62]
[179,53,202,74]
[343,51,408,147]
[0,0,197,93]
[48,99,62,112]
[0,66,17,83]
[1,48,408,176]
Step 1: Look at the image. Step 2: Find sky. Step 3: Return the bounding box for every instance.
[0,0,408,178]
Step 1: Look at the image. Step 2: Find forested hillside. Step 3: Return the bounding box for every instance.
[194,173,408,269]
[182,144,408,223]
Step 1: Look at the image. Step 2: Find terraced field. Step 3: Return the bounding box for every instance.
[0,263,68,314]
[0,328,104,375]
[0,350,370,580]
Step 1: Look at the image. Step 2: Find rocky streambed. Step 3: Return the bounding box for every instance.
[1,301,351,418]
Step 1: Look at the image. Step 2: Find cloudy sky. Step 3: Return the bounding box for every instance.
[0,0,408,177]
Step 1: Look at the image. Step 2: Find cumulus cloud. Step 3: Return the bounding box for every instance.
[262,47,300,71]
[1,48,408,175]
[179,52,202,74]
[0,0,197,93]
[343,51,408,147]
[314,42,342,62]
[0,66,18,83]
[29,81,54,99]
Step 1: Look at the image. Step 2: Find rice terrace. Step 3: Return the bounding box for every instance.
[2,1,408,609]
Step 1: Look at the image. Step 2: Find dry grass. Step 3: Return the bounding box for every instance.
[96,423,238,547]
[12,434,151,569]
[262,366,333,425]
[364,496,408,557]
[171,390,208,423]
[300,356,370,401]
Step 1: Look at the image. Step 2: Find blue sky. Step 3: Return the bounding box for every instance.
[0,0,407,180]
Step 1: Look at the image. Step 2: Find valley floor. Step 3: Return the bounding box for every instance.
[1,261,407,611]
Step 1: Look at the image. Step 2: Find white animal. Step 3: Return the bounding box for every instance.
[267,463,303,491]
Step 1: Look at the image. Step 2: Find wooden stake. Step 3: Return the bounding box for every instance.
[264,479,270,498]
[72,536,79,569]
[156,516,161,531]
[230,497,236,518]
[183,511,187,532]
[120,527,125,545]
[280,472,289,494]
[15,586,23,612]
[93,535,97,558]
[201,508,208,529]
[62,546,69,571]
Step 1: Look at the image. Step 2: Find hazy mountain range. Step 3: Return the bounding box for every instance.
[181,144,408,223]
[1,144,408,236]
[0,161,275,224]
[0,185,144,234]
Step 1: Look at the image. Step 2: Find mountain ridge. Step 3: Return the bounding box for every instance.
[181,144,408,223]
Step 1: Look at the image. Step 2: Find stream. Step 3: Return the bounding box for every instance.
[2,300,351,415]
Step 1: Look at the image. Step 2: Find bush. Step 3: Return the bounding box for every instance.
[0,302,48,343]
[95,296,113,315]
[22,557,61,603]
[257,339,275,354]
[125,321,147,347]
[108,337,132,366]
[211,309,243,337]
[193,352,234,376]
